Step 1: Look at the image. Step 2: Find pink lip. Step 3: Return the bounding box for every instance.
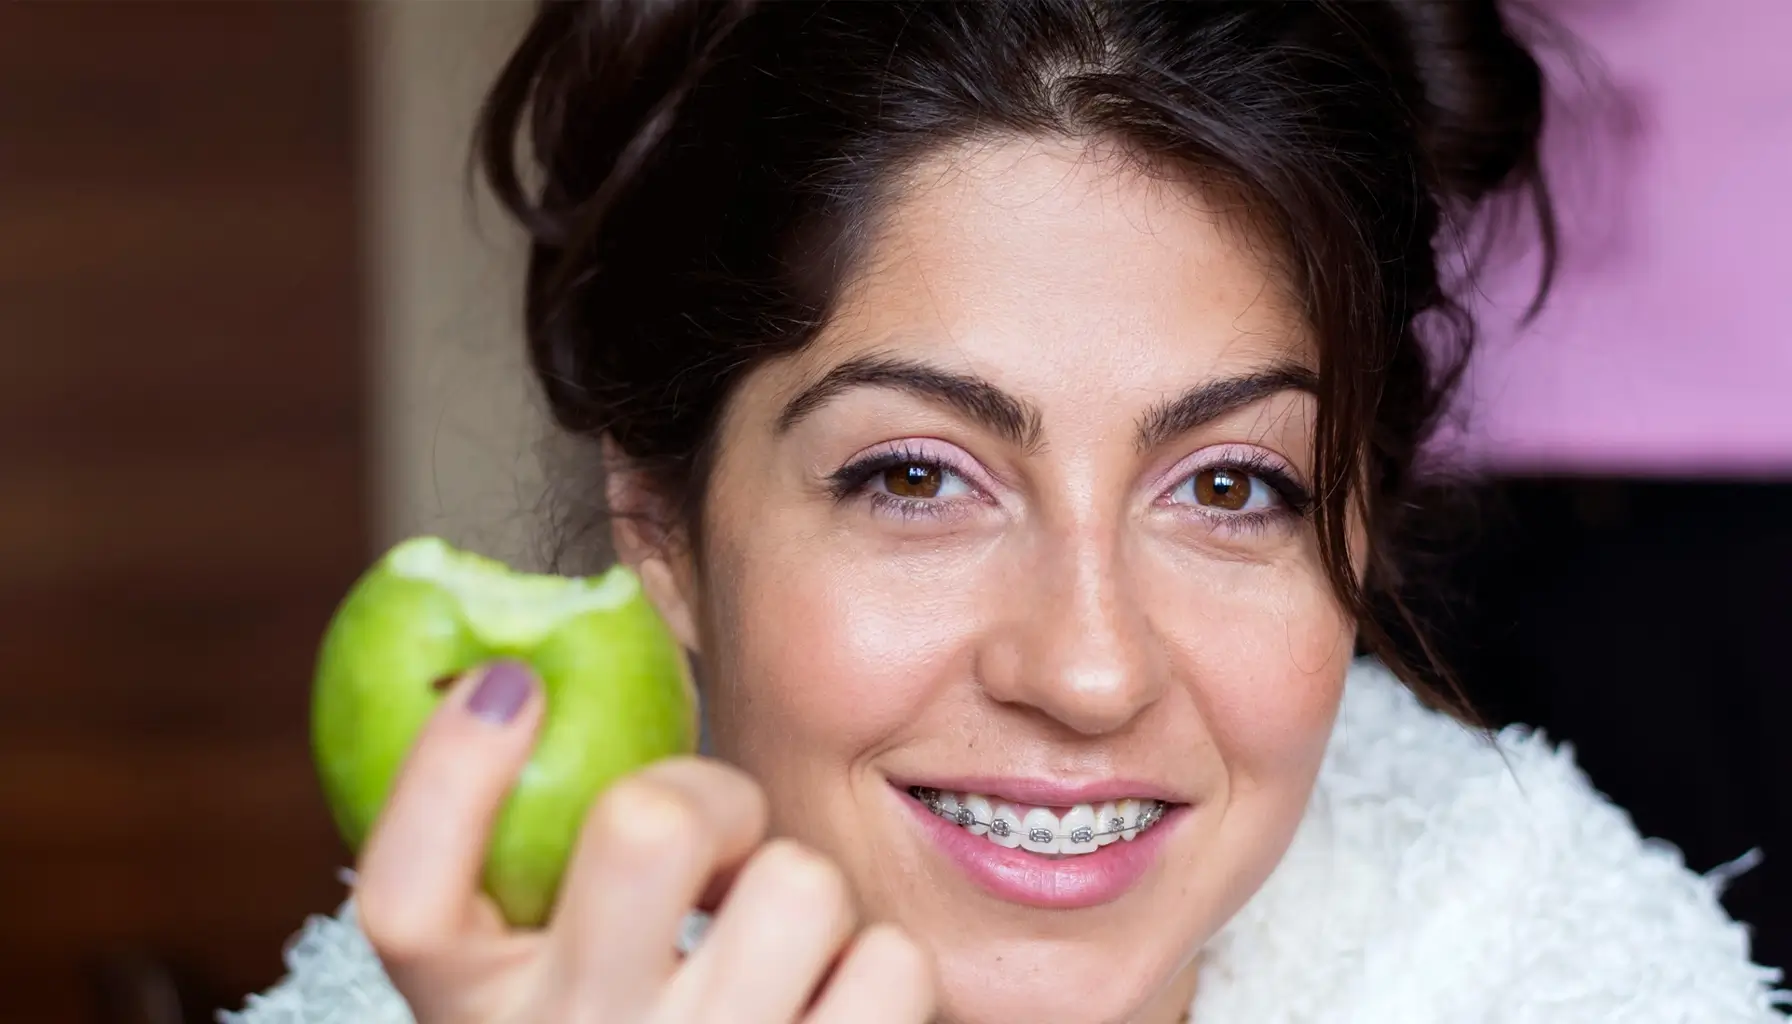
[888,776,1186,808]
[894,785,1184,910]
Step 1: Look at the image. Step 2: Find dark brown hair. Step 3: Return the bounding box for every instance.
[475,0,1555,715]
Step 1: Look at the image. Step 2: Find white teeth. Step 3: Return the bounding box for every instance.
[1095,801,1120,846]
[989,803,1024,848]
[1061,804,1099,854]
[1021,807,1062,854]
[1117,798,1140,841]
[961,794,991,836]
[913,787,1167,856]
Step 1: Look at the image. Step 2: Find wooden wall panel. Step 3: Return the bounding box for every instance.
[0,3,367,1020]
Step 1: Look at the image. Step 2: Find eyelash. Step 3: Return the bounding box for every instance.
[826,443,977,521]
[1159,449,1316,534]
[826,444,1316,531]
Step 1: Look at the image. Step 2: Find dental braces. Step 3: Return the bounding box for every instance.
[912,787,1165,845]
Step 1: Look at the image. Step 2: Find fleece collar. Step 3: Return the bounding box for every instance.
[220,661,1788,1023]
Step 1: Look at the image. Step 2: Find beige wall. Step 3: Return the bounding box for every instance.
[360,1,553,568]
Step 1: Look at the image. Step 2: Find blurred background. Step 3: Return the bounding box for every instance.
[0,2,1784,1021]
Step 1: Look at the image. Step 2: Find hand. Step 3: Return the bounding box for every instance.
[351,661,937,1023]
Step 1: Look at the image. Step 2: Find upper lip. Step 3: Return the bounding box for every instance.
[891,775,1188,808]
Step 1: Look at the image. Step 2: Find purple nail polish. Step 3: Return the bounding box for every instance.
[466,661,534,725]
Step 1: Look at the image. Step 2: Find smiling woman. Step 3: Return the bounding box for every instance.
[667,142,1355,972]
[223,2,1787,1022]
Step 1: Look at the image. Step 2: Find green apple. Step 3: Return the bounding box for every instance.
[311,536,696,927]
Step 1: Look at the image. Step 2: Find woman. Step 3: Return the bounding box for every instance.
[226,1,1787,1020]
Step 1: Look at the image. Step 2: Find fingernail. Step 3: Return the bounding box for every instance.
[466,661,534,725]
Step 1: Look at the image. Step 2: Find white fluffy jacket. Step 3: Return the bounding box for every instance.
[220,661,1790,1023]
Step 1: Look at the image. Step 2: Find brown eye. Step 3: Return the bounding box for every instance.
[1193,467,1253,511]
[883,462,944,498]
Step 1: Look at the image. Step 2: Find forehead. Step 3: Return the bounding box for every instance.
[811,135,1313,390]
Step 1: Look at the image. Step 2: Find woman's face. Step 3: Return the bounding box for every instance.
[628,137,1360,1024]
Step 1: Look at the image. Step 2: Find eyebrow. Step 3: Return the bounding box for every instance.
[777,354,1045,449]
[1134,363,1318,452]
[775,353,1317,452]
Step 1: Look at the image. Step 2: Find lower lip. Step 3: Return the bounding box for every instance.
[896,787,1184,910]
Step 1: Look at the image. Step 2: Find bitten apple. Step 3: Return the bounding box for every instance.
[311,536,696,927]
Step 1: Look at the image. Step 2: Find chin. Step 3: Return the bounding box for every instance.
[923,927,1189,1024]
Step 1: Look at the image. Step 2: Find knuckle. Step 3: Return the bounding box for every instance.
[756,839,850,906]
[657,756,769,819]
[589,777,705,855]
[844,925,937,1022]
[861,924,933,988]
[683,755,755,791]
[722,769,771,826]
[354,893,445,968]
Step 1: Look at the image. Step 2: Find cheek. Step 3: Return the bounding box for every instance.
[700,535,976,766]
[1152,553,1350,793]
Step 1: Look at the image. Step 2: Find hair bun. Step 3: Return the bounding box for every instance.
[479,0,753,251]
[1376,0,1547,203]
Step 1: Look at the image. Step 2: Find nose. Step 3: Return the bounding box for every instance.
[979,526,1167,736]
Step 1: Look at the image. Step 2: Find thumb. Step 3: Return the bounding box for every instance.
[354,661,544,962]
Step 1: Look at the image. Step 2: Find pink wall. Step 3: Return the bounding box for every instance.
[1452,0,1792,476]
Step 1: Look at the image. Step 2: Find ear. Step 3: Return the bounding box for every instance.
[603,438,703,655]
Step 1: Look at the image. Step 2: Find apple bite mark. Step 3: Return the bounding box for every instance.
[386,536,641,648]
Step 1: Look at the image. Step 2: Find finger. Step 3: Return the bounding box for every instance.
[661,839,858,1023]
[805,925,937,1024]
[355,661,544,971]
[551,757,768,1014]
